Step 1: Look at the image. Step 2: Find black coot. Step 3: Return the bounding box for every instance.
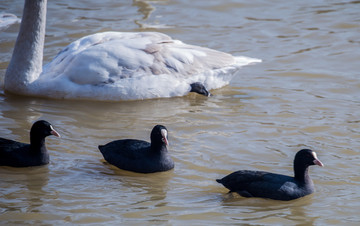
[0,120,60,167]
[216,149,323,201]
[98,125,174,173]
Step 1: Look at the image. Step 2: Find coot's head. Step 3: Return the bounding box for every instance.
[150,125,168,146]
[31,120,61,138]
[294,149,323,167]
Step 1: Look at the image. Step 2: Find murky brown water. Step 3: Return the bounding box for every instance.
[1,0,360,225]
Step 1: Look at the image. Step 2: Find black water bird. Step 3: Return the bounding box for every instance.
[216,149,324,201]
[98,125,174,173]
[0,120,60,167]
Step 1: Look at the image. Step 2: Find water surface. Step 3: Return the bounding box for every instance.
[1,0,360,225]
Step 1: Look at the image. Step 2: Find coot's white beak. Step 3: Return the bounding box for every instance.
[161,129,168,146]
[312,151,323,167]
[50,125,61,138]
[313,159,324,167]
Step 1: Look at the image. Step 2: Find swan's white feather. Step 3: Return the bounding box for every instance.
[34,32,260,100]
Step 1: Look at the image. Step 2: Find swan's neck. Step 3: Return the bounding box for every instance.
[4,0,47,94]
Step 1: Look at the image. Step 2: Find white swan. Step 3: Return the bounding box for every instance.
[4,0,261,101]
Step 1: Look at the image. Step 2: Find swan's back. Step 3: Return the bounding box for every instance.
[37,32,260,100]
[43,32,237,81]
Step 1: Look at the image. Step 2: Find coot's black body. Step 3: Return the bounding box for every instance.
[0,120,60,167]
[216,149,323,201]
[99,125,174,173]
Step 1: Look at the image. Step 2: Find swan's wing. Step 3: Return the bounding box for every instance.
[37,32,260,100]
[42,32,260,85]
[143,38,236,76]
